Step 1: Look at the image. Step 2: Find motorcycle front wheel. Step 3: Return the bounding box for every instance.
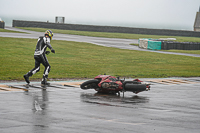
[80,79,100,89]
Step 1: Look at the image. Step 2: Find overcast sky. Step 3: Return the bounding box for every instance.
[0,0,199,30]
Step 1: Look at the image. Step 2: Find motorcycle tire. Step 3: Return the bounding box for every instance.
[80,79,100,89]
[124,83,146,92]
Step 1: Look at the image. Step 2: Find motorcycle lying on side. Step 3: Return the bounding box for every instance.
[80,75,150,95]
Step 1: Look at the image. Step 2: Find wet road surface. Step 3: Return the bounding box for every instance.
[0,78,200,133]
[1,27,200,58]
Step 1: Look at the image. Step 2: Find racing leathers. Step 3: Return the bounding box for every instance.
[24,36,55,84]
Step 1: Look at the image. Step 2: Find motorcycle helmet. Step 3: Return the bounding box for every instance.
[45,30,53,40]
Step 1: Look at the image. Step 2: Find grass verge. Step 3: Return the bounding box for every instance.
[16,27,200,42]
[0,28,26,33]
[0,37,200,81]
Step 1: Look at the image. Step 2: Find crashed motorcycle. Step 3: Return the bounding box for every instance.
[80,75,150,95]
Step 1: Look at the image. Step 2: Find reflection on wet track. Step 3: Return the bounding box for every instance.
[80,93,149,108]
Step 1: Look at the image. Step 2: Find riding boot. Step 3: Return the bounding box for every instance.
[23,72,32,84]
[41,75,50,86]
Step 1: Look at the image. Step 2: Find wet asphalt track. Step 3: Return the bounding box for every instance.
[1,27,200,132]
[0,78,200,133]
[1,27,200,58]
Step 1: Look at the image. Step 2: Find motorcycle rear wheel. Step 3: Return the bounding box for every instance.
[80,79,100,89]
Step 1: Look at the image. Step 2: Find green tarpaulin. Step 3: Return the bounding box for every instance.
[147,41,162,50]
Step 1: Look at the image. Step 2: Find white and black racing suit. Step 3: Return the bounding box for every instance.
[25,36,55,84]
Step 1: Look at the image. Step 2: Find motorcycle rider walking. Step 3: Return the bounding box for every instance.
[23,30,55,85]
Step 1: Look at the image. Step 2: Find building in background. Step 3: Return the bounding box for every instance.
[194,6,200,31]
[55,16,65,23]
